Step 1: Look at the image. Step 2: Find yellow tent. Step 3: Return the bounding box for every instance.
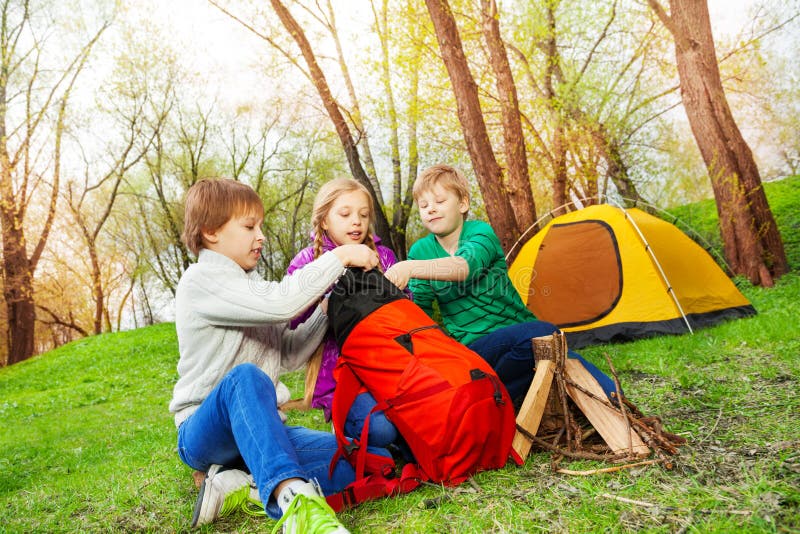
[507,205,755,348]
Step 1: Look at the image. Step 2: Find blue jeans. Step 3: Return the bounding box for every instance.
[345,392,399,447]
[467,321,617,401]
[177,363,389,519]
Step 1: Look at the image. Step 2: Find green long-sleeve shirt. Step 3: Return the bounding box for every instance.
[408,220,536,346]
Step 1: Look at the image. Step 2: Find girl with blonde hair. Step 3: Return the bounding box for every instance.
[288,177,401,448]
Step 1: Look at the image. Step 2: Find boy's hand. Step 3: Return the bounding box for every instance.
[384,262,412,290]
[332,244,380,270]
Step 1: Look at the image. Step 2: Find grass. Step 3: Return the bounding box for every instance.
[665,176,800,272]
[1,176,799,533]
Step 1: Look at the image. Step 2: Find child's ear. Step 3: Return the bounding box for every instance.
[201,227,220,245]
[459,197,469,215]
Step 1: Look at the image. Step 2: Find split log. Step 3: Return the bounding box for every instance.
[512,359,555,458]
[563,359,650,457]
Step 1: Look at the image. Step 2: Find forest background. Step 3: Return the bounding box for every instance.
[1,0,799,367]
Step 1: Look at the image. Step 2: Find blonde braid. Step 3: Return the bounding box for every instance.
[313,230,325,260]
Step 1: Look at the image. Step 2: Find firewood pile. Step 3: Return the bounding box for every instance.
[513,332,686,475]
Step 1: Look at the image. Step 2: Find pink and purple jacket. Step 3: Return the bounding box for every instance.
[287,233,400,420]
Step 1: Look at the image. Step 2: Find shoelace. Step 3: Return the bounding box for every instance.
[270,493,344,534]
[220,485,266,518]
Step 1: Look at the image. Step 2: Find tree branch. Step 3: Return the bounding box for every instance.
[36,304,89,337]
[206,0,313,84]
[718,12,800,64]
[646,0,690,51]
[577,0,617,84]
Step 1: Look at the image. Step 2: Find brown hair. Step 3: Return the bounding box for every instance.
[413,164,470,219]
[182,178,264,256]
[310,177,379,261]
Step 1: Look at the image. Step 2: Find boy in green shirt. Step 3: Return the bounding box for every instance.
[385,164,614,402]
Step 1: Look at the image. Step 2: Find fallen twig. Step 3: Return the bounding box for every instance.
[597,494,753,517]
[556,459,663,476]
[604,353,633,456]
[522,430,631,462]
[695,405,724,445]
[556,372,573,449]
[598,493,658,507]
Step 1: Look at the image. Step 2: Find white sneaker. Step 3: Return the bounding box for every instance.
[191,464,264,527]
[271,479,349,534]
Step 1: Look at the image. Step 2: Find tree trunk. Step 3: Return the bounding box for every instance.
[594,124,646,207]
[648,0,787,286]
[552,123,568,214]
[88,242,104,334]
[0,100,37,364]
[374,0,402,211]
[538,4,569,214]
[480,0,537,236]
[424,0,519,253]
[325,0,383,203]
[269,0,393,245]
[539,2,646,210]
[0,214,36,365]
[395,5,426,261]
[0,14,105,363]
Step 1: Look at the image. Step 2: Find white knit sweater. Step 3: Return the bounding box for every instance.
[169,248,345,427]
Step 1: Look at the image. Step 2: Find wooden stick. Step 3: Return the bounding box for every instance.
[549,333,573,450]
[597,493,658,507]
[523,431,630,462]
[604,352,633,456]
[598,494,753,516]
[556,459,663,476]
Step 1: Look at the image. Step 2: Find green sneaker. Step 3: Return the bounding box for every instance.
[271,480,349,534]
[191,464,265,527]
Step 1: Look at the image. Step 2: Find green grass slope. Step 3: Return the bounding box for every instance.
[0,324,189,532]
[667,175,800,273]
[1,177,798,533]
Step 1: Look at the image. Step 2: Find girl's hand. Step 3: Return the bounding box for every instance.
[332,244,380,270]
[384,262,412,290]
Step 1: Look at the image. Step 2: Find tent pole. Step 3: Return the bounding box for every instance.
[505,193,607,262]
[614,205,694,335]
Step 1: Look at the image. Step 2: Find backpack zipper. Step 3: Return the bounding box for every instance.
[394,325,441,355]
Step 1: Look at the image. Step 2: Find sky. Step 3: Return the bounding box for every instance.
[156,0,760,63]
[128,0,794,177]
[141,0,766,108]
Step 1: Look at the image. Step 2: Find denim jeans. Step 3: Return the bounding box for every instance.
[345,392,399,447]
[177,363,389,518]
[467,321,617,401]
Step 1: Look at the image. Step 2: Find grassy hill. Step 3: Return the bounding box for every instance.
[1,177,798,533]
[666,176,800,275]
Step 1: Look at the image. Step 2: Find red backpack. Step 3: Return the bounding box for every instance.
[325,269,519,509]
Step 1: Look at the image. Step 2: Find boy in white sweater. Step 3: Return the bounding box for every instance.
[169,178,382,532]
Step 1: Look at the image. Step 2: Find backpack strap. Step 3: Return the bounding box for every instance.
[330,363,395,479]
[326,462,428,512]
